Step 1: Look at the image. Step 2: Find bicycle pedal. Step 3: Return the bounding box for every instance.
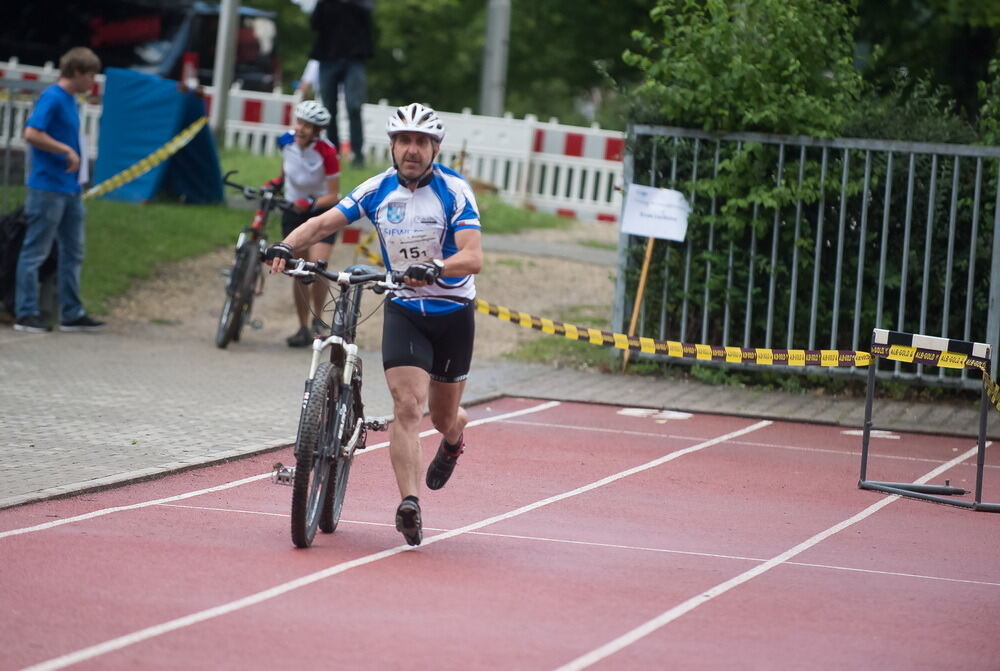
[364,415,393,431]
[250,319,264,330]
[271,462,295,485]
[219,268,232,278]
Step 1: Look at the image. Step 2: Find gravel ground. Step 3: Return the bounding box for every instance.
[106,222,618,359]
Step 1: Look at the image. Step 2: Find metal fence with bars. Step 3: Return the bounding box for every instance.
[612,125,1000,388]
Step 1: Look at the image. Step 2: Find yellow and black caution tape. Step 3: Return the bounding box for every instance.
[83,116,208,200]
[356,230,382,266]
[475,298,871,368]
[870,341,1000,409]
[475,298,1000,411]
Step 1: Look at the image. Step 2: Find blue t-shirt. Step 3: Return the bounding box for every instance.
[25,84,82,194]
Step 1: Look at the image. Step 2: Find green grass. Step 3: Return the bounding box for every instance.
[504,304,618,371]
[579,239,617,251]
[81,198,245,314]
[477,194,570,234]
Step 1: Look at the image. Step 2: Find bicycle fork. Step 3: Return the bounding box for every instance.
[272,337,393,487]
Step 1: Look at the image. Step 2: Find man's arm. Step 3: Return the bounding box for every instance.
[24,126,80,173]
[442,228,482,276]
[268,206,350,272]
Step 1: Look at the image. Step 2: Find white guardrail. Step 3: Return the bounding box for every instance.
[0,58,624,223]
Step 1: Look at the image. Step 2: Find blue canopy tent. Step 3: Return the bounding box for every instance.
[92,68,222,204]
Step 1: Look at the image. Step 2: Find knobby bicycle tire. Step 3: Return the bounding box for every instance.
[215,242,258,348]
[290,362,340,548]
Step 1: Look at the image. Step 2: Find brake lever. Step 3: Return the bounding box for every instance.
[282,259,311,277]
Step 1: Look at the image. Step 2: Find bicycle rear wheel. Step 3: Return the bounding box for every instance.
[215,241,258,348]
[291,362,340,548]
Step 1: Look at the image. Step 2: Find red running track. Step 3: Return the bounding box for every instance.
[1,398,998,670]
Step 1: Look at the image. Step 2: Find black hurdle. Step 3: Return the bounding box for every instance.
[859,328,1000,513]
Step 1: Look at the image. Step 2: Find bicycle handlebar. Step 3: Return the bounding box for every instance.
[222,170,294,210]
[282,258,405,291]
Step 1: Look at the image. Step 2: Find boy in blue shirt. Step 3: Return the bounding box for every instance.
[14,47,104,333]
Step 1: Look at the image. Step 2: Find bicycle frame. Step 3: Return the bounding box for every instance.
[304,281,365,459]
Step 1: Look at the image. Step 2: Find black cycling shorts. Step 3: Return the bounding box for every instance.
[281,208,337,245]
[382,300,475,383]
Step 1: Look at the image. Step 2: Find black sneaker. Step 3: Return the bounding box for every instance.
[58,315,105,332]
[13,314,52,333]
[425,435,464,491]
[395,499,422,546]
[286,326,311,347]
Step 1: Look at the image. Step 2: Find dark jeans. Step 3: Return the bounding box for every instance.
[15,187,85,321]
[318,58,367,162]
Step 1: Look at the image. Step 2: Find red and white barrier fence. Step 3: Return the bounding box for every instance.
[1,58,625,223]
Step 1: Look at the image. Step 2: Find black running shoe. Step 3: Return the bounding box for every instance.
[13,314,52,333]
[425,435,464,491]
[59,315,105,332]
[395,499,422,546]
[286,326,311,347]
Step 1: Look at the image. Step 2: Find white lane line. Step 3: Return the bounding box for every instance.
[0,401,561,540]
[160,505,1000,589]
[0,473,273,541]
[506,419,994,469]
[20,419,771,671]
[158,504,288,518]
[552,441,983,671]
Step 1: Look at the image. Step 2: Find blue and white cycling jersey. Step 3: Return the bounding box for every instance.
[335,163,481,315]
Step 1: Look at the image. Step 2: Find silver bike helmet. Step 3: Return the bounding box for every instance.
[386,103,445,142]
[294,100,331,128]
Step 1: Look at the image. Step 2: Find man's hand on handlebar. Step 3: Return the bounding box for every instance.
[264,241,294,273]
[402,259,444,286]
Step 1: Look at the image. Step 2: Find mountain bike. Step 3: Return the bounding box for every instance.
[273,258,401,548]
[215,170,293,349]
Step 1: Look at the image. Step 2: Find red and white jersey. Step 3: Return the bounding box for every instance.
[277,131,340,201]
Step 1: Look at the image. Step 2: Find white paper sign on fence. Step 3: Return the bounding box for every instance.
[620,183,690,241]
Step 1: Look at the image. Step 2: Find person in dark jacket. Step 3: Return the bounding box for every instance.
[310,0,375,168]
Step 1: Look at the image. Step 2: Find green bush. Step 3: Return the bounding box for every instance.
[623,0,862,136]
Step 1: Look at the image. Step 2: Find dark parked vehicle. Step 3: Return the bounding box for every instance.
[0,0,280,92]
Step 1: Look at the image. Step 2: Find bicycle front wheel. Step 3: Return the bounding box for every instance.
[215,242,258,348]
[319,457,351,533]
[290,362,339,548]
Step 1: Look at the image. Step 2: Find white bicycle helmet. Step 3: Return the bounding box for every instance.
[386,103,445,142]
[295,100,331,128]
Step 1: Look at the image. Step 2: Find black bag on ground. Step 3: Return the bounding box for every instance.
[0,207,58,317]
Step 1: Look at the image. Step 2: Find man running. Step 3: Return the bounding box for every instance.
[265,103,483,547]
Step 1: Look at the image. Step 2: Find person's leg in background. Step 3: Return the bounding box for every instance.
[317,60,342,150]
[55,191,86,324]
[14,188,61,328]
[344,59,367,168]
[306,239,334,333]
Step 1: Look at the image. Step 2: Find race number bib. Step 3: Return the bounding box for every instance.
[386,230,442,269]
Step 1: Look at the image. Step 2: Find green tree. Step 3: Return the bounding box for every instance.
[856,0,1000,120]
[623,0,862,136]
